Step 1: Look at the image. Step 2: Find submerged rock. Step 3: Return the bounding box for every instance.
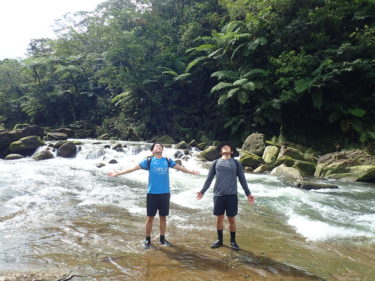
[57,142,77,158]
[296,181,339,190]
[32,149,54,161]
[5,154,24,160]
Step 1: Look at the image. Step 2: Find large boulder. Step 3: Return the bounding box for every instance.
[0,130,23,153]
[293,160,316,176]
[20,125,44,138]
[270,164,303,182]
[241,133,266,156]
[9,136,44,156]
[32,149,54,161]
[199,146,218,161]
[315,150,375,182]
[240,151,264,169]
[262,146,279,164]
[57,142,77,158]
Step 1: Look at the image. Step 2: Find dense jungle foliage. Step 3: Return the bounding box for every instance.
[0,0,374,150]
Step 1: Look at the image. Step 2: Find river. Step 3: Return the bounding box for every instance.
[0,140,374,280]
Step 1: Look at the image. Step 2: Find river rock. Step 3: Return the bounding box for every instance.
[174,151,184,159]
[197,142,208,150]
[57,142,77,158]
[45,132,68,141]
[52,128,74,137]
[9,136,44,156]
[253,164,271,173]
[270,164,303,181]
[20,125,44,138]
[240,151,264,169]
[176,141,188,149]
[242,133,266,156]
[199,146,218,161]
[32,149,54,161]
[296,181,339,190]
[108,159,118,164]
[188,139,197,148]
[53,140,67,149]
[98,134,110,140]
[96,163,105,168]
[13,123,30,130]
[112,143,123,152]
[315,149,375,182]
[5,154,24,160]
[262,146,279,163]
[0,130,22,153]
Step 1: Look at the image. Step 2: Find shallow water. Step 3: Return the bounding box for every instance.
[0,140,374,280]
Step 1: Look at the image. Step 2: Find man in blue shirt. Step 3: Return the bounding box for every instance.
[109,142,199,248]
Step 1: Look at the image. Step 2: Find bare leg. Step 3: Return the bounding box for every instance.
[145,216,154,237]
[159,215,166,236]
[216,215,225,230]
[227,216,236,232]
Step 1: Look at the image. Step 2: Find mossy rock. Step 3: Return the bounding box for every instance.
[293,160,316,176]
[5,154,24,160]
[274,156,296,167]
[240,151,264,168]
[278,147,305,161]
[197,142,208,150]
[262,146,279,164]
[199,146,218,161]
[176,141,188,149]
[32,149,54,161]
[9,136,44,156]
[13,123,30,130]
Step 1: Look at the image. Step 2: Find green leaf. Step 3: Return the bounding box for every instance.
[242,82,256,91]
[218,94,228,105]
[348,108,366,118]
[237,91,248,104]
[311,90,323,109]
[185,57,206,73]
[211,70,238,80]
[211,82,233,93]
[233,78,248,86]
[294,78,313,94]
[227,87,240,98]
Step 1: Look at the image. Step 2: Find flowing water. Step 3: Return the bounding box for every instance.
[0,140,374,281]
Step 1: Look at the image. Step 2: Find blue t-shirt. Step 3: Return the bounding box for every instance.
[139,157,177,194]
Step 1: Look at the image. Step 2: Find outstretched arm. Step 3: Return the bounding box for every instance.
[108,164,141,177]
[173,164,200,175]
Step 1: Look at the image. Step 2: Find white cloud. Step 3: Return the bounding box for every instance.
[0,0,105,59]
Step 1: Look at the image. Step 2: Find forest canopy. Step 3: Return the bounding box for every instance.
[1,0,374,150]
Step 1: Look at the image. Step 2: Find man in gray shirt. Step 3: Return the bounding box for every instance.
[196,142,255,250]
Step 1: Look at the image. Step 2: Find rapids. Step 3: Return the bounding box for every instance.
[0,139,374,280]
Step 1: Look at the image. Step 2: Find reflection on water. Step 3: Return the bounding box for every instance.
[0,139,374,280]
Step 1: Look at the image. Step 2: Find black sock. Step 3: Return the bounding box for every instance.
[145,236,151,243]
[160,235,165,242]
[217,230,223,242]
[230,232,236,243]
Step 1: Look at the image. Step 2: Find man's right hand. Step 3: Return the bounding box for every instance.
[108,171,118,177]
[196,192,203,200]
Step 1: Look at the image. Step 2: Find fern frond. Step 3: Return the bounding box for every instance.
[211,82,233,93]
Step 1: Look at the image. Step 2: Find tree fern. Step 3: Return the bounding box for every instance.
[211,82,233,93]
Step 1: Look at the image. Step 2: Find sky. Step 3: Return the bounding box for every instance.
[0,0,106,60]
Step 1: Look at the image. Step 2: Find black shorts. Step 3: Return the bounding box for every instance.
[146,193,170,217]
[213,195,238,217]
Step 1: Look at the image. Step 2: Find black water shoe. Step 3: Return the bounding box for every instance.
[143,239,151,249]
[230,241,240,251]
[211,240,223,248]
[160,238,172,246]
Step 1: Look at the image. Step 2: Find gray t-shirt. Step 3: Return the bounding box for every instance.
[200,158,251,196]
